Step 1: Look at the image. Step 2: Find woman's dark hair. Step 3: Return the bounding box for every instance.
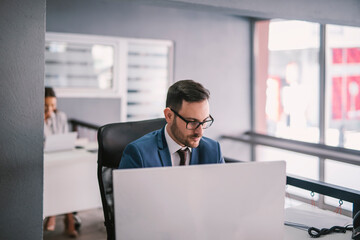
[45,87,56,98]
[166,80,210,111]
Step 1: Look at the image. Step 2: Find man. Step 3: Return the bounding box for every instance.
[119,80,224,169]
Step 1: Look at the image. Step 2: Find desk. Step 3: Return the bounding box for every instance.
[284,204,353,239]
[43,143,101,217]
[284,226,352,239]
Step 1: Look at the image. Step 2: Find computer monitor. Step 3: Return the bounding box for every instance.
[44,132,77,153]
[113,161,286,240]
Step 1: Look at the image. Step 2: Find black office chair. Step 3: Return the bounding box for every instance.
[97,118,167,240]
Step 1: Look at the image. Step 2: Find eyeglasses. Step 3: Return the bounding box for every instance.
[170,108,214,130]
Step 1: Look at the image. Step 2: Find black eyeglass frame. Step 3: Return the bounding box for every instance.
[170,108,214,130]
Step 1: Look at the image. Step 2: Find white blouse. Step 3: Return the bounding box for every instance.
[44,110,69,138]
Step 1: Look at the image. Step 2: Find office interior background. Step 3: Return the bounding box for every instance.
[1,0,360,239]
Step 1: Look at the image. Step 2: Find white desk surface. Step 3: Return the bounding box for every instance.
[284,226,352,240]
[284,204,353,239]
[43,142,101,217]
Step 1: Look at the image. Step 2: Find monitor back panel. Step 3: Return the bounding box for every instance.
[44,132,77,153]
[113,161,286,240]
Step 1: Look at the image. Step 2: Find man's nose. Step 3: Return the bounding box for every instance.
[194,124,204,135]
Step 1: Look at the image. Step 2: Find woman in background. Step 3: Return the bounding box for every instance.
[44,87,68,138]
[43,87,78,238]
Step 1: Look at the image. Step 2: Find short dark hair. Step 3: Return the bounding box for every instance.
[166,80,210,111]
[45,87,56,98]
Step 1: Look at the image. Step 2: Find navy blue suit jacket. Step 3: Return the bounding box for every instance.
[119,127,224,169]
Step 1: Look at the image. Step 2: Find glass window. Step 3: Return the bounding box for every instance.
[256,146,319,179]
[256,145,319,199]
[254,20,320,143]
[253,20,360,214]
[325,25,360,150]
[324,159,360,211]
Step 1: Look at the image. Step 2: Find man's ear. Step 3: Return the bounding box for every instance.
[164,107,173,123]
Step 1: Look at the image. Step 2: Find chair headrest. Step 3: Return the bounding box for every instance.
[97,118,166,169]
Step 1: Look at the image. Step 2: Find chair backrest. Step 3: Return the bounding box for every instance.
[97,118,166,240]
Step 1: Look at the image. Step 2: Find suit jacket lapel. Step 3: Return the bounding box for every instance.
[157,127,172,167]
[190,145,200,165]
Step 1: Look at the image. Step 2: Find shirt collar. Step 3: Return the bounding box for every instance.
[164,124,192,155]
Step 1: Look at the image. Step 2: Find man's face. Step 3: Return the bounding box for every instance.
[166,100,210,148]
[44,97,57,120]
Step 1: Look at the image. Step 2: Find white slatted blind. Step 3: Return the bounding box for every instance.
[45,42,114,89]
[126,41,172,121]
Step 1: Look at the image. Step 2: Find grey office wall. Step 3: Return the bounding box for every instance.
[46,1,251,140]
[0,0,45,239]
[58,98,122,126]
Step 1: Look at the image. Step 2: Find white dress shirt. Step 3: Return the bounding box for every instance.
[44,110,68,138]
[164,124,192,166]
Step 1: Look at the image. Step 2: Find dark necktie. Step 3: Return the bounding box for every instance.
[177,148,188,166]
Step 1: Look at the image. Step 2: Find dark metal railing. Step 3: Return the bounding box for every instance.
[69,119,100,142]
[287,175,360,217]
[222,131,360,166]
[69,119,100,132]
